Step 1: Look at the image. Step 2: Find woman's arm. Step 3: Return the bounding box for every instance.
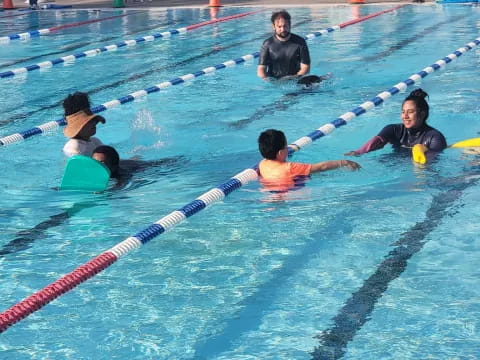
[344,135,386,156]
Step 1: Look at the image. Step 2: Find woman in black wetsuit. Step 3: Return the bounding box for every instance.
[344,89,447,159]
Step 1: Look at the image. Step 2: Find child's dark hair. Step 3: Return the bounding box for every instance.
[271,10,291,25]
[63,92,92,116]
[403,88,429,123]
[258,129,287,160]
[93,145,120,178]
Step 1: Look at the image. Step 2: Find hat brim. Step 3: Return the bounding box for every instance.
[63,112,105,138]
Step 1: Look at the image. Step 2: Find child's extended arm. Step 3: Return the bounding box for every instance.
[310,159,361,173]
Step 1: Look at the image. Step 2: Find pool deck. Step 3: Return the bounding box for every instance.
[7,0,414,10]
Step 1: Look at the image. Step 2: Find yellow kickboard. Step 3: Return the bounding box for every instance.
[450,137,480,148]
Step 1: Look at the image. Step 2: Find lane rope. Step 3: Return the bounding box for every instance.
[0,10,143,44]
[0,9,264,79]
[3,20,478,337]
[0,5,406,147]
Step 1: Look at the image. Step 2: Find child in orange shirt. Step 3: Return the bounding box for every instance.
[258,129,360,188]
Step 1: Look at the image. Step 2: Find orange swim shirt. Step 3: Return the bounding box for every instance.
[258,159,311,181]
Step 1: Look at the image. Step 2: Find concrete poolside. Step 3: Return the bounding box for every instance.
[6,0,413,10]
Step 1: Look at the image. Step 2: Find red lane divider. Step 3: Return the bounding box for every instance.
[339,5,405,28]
[186,9,265,31]
[0,252,117,333]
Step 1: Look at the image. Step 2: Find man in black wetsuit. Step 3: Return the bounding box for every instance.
[257,10,311,80]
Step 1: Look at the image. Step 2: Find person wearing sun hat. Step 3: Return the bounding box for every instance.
[62,92,106,158]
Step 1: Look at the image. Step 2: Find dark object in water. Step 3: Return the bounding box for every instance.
[297,74,322,85]
[297,73,332,88]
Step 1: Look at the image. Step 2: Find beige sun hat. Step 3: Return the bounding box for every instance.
[63,110,105,138]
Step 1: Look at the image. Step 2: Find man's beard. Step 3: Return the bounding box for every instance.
[277,31,290,39]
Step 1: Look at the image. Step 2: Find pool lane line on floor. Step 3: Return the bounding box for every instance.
[0,156,188,257]
[0,9,34,19]
[311,174,479,360]
[0,4,406,147]
[0,9,264,78]
[1,32,477,336]
[0,10,145,44]
[192,204,360,359]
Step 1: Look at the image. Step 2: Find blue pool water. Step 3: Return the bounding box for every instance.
[0,4,479,359]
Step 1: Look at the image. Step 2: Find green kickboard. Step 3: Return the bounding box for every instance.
[60,155,111,192]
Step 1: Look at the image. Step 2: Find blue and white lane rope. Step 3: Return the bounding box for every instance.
[0,11,142,44]
[0,5,405,146]
[1,35,478,334]
[105,35,480,256]
[0,10,263,79]
[0,28,51,44]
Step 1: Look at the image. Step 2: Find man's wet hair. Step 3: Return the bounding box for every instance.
[93,145,120,178]
[63,92,92,116]
[271,10,291,25]
[258,129,287,160]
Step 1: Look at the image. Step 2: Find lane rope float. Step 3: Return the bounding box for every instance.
[0,10,144,44]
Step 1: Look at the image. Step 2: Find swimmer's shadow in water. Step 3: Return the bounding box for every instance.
[0,156,189,257]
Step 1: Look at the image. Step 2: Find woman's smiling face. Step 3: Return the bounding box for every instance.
[401,100,424,129]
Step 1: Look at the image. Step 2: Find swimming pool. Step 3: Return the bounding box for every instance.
[0,3,479,359]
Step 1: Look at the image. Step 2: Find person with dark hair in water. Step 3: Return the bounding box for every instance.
[62,92,105,158]
[257,10,311,80]
[258,129,360,191]
[92,145,120,178]
[344,88,447,160]
[92,145,185,189]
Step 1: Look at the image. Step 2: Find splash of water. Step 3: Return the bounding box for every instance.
[129,109,165,155]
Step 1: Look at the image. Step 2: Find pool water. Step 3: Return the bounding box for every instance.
[0,4,479,359]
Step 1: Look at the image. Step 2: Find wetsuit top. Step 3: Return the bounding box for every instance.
[258,33,311,79]
[378,123,447,152]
